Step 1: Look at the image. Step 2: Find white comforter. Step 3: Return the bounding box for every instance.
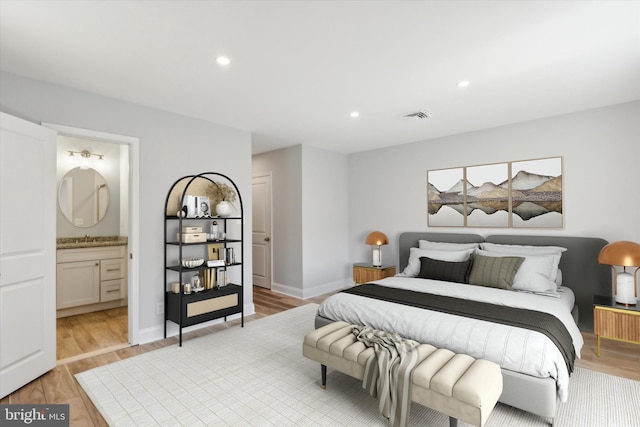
[317,277,583,402]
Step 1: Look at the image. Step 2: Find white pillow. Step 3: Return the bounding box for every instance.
[480,242,565,282]
[475,249,558,294]
[418,240,480,251]
[555,269,563,288]
[399,247,474,278]
[480,242,567,255]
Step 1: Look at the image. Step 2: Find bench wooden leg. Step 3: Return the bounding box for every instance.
[321,364,327,389]
[449,416,457,427]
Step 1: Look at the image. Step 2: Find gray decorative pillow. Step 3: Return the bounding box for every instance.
[475,249,558,295]
[417,256,473,284]
[468,253,524,290]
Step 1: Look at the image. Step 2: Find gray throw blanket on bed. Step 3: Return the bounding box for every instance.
[352,325,421,427]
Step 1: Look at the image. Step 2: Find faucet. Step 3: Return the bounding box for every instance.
[84,234,89,243]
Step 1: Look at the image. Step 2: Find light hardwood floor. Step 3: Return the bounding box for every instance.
[56,307,129,364]
[1,287,638,427]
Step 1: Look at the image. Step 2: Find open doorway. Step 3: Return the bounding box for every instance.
[47,123,139,364]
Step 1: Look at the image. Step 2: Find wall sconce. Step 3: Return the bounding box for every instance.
[365,231,389,267]
[68,149,104,169]
[598,241,640,306]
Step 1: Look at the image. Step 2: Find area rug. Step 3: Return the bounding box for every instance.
[76,303,640,426]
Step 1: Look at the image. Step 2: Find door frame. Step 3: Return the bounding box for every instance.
[43,123,140,345]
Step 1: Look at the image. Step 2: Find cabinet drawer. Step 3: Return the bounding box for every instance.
[101,279,125,302]
[101,258,126,280]
[187,294,238,317]
[594,306,640,342]
[353,265,396,285]
[58,246,126,263]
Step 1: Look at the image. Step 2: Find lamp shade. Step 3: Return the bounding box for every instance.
[598,240,640,305]
[365,231,389,246]
[598,241,640,267]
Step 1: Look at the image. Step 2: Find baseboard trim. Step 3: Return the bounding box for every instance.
[271,279,350,300]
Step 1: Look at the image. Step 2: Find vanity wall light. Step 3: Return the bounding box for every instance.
[68,149,104,169]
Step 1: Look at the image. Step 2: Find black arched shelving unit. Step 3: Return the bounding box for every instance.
[163,172,244,346]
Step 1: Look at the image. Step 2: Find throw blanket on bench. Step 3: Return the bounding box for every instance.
[352,325,421,427]
[343,284,575,374]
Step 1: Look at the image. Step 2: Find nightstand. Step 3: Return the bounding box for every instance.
[593,295,640,356]
[353,263,396,285]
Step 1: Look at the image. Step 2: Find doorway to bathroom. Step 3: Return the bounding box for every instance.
[47,123,140,364]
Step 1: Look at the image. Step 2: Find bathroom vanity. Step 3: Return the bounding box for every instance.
[56,237,128,318]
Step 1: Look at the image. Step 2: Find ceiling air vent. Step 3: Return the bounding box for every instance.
[403,109,432,119]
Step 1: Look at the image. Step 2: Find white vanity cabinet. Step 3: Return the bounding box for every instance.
[56,245,127,313]
[56,260,101,308]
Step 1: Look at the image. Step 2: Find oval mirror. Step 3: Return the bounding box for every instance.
[58,167,110,227]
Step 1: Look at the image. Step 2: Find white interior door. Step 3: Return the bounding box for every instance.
[252,175,272,289]
[0,112,57,398]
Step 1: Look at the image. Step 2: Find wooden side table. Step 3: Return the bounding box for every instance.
[593,295,640,356]
[353,263,396,285]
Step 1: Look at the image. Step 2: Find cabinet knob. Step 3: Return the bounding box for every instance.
[264,237,270,242]
[95,263,99,266]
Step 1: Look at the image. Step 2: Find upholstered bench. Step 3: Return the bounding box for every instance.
[302,321,503,427]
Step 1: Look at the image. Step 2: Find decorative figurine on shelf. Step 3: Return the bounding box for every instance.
[191,273,203,292]
[176,206,188,218]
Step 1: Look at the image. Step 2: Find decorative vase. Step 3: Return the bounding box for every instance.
[216,200,233,217]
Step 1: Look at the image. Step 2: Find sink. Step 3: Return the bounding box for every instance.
[56,236,128,249]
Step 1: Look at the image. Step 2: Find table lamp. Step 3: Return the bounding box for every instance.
[598,240,640,306]
[365,231,389,267]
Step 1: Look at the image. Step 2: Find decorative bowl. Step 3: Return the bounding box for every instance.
[182,258,205,268]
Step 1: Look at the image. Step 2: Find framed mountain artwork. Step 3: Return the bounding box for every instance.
[510,157,563,228]
[427,156,563,228]
[427,167,465,227]
[465,162,509,228]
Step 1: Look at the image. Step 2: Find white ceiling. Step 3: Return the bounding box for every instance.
[1,1,639,155]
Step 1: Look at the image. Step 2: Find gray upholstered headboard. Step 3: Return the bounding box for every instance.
[398,232,611,332]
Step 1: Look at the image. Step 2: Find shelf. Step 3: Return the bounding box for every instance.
[166,239,242,246]
[166,262,242,272]
[167,283,241,302]
[166,215,242,220]
[164,172,244,346]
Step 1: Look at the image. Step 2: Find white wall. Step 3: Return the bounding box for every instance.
[0,71,253,341]
[252,144,350,298]
[301,145,350,297]
[252,145,303,292]
[348,101,640,267]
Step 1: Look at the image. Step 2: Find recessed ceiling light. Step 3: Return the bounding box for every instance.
[457,80,470,88]
[350,111,360,118]
[216,56,231,66]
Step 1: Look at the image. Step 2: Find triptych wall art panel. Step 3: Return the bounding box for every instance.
[427,156,563,228]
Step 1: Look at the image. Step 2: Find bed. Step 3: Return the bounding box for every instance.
[315,232,610,425]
